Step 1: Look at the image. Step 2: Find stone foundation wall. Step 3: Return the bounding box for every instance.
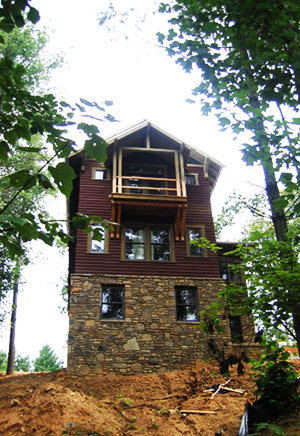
[68,274,255,376]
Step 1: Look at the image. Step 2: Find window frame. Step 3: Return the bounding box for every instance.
[100,285,125,320]
[186,225,205,257]
[122,224,173,262]
[185,173,198,185]
[175,286,199,322]
[87,223,109,254]
[92,167,110,180]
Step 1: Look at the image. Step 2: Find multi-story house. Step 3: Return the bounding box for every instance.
[67,120,254,376]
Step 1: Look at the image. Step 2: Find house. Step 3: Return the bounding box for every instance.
[67,120,255,376]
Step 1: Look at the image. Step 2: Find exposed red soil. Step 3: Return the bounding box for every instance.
[2,359,300,436]
[0,361,258,436]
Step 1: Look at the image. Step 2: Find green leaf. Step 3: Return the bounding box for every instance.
[9,169,35,189]
[84,136,107,162]
[104,100,113,106]
[48,162,76,197]
[37,174,54,190]
[0,141,10,162]
[80,98,94,107]
[78,123,99,136]
[27,6,40,24]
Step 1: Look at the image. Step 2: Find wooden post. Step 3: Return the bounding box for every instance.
[118,147,123,193]
[112,140,117,194]
[174,152,181,197]
[179,152,186,197]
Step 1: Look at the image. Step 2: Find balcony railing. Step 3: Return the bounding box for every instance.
[113,175,186,198]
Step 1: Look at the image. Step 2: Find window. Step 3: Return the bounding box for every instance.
[187,227,203,256]
[93,168,108,180]
[101,285,124,320]
[219,261,243,284]
[89,224,106,253]
[125,227,145,260]
[229,315,243,343]
[175,287,198,321]
[185,174,197,185]
[124,226,171,261]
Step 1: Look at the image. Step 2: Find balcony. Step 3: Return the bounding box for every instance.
[110,171,187,241]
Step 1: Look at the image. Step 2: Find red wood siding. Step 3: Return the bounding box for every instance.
[73,159,220,278]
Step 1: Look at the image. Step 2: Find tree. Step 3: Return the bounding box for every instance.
[0,0,114,260]
[0,3,114,373]
[33,345,62,372]
[14,353,31,371]
[158,0,300,352]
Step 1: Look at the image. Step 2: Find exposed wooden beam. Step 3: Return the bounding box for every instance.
[118,147,123,193]
[174,151,181,197]
[146,123,151,149]
[112,140,118,194]
[179,153,186,197]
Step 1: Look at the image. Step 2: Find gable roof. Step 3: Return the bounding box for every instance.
[69,120,224,191]
[105,120,223,191]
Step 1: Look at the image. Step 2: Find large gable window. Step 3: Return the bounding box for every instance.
[101,285,124,320]
[175,287,198,321]
[124,226,171,261]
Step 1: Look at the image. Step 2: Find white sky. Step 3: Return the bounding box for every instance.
[1,0,266,365]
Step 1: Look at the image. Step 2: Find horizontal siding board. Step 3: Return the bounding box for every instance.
[74,159,220,278]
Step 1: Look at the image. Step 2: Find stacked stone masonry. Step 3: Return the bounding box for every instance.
[68,274,255,376]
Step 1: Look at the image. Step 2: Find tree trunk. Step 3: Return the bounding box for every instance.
[6,256,21,375]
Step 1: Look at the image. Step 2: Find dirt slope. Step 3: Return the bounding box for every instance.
[0,361,257,436]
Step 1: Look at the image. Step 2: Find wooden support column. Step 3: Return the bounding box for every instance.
[118,147,123,193]
[146,123,151,149]
[174,152,181,197]
[112,140,118,194]
[179,152,186,197]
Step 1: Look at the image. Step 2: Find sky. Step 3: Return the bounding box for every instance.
[1,0,265,365]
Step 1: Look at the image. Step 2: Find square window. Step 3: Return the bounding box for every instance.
[93,169,107,180]
[101,285,124,320]
[187,227,203,256]
[90,224,106,253]
[185,174,197,185]
[175,287,198,321]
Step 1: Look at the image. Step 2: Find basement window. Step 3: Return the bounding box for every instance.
[101,285,124,320]
[175,287,198,322]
